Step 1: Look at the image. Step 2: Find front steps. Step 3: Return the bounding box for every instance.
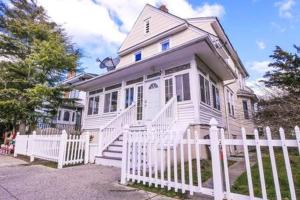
[95,135,123,168]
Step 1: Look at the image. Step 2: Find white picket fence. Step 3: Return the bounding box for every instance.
[121,118,300,200]
[14,130,90,168]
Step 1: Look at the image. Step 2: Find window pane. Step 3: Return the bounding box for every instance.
[200,75,206,103]
[63,111,70,121]
[104,93,110,113]
[125,88,134,108]
[58,110,61,120]
[216,88,220,110]
[212,85,217,108]
[175,75,183,102]
[205,79,210,105]
[72,112,75,122]
[88,97,93,115]
[135,52,142,61]
[165,78,173,103]
[183,74,191,100]
[93,96,99,114]
[110,91,118,112]
[161,40,170,51]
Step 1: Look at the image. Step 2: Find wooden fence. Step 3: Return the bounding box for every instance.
[14,130,90,168]
[121,118,300,200]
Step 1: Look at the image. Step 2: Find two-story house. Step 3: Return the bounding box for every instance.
[75,4,256,167]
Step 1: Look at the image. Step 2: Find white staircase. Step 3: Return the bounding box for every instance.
[95,135,123,167]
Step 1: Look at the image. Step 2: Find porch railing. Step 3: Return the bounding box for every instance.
[98,103,137,156]
[149,97,177,135]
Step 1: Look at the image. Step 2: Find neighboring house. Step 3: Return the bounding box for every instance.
[38,73,97,132]
[75,4,256,166]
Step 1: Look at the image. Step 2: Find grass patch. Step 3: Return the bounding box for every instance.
[130,159,236,199]
[231,151,300,199]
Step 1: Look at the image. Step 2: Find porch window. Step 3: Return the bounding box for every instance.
[227,89,235,116]
[72,112,75,122]
[165,78,173,103]
[137,86,143,120]
[58,110,61,121]
[175,73,190,102]
[104,91,118,113]
[88,96,100,115]
[212,84,220,110]
[125,87,134,108]
[199,74,211,105]
[134,51,142,62]
[243,100,249,119]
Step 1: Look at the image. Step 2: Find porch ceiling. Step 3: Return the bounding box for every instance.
[75,36,235,91]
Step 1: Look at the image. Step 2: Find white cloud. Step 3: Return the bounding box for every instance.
[271,22,287,32]
[256,41,266,50]
[248,60,271,73]
[275,0,296,19]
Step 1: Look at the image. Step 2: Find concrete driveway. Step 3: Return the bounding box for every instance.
[0,156,173,200]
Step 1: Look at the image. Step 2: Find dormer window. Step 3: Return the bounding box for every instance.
[161,39,170,51]
[144,18,150,34]
[134,51,142,62]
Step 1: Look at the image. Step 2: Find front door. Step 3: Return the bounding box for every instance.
[144,79,161,121]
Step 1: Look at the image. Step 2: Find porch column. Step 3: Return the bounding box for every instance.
[190,56,200,123]
[119,80,126,111]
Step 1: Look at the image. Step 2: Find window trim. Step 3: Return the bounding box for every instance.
[227,89,235,117]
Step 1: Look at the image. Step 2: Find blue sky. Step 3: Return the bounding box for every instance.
[36,0,299,90]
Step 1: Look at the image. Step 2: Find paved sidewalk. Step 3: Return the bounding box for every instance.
[0,156,174,200]
[0,155,27,167]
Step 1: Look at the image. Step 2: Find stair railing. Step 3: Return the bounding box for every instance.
[98,103,137,156]
[149,96,177,136]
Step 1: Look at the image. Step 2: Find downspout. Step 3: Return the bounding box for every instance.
[222,79,236,155]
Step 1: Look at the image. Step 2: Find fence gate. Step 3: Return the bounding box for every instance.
[121,118,300,200]
[14,131,90,168]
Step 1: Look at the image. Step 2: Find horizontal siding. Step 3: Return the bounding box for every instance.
[199,103,223,127]
[177,101,195,124]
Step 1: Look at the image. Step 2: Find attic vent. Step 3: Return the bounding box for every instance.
[144,18,150,34]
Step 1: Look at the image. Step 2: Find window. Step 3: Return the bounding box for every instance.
[243,100,249,119]
[144,19,150,34]
[137,86,143,120]
[165,78,173,103]
[134,51,142,62]
[149,83,158,89]
[125,87,134,108]
[69,90,79,98]
[63,111,70,122]
[212,84,221,110]
[161,39,170,51]
[58,110,61,121]
[227,90,235,116]
[87,96,100,115]
[72,112,75,122]
[104,91,118,113]
[175,73,191,102]
[199,74,210,105]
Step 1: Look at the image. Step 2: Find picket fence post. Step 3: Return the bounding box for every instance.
[84,132,90,164]
[13,132,20,157]
[209,118,223,200]
[121,124,129,185]
[30,131,36,162]
[58,130,68,169]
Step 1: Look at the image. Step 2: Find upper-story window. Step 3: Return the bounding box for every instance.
[243,100,249,119]
[134,51,142,62]
[69,89,79,99]
[161,39,170,51]
[175,73,191,102]
[104,91,118,113]
[144,18,150,34]
[227,89,235,116]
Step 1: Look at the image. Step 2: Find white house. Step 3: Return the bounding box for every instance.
[75,4,256,167]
